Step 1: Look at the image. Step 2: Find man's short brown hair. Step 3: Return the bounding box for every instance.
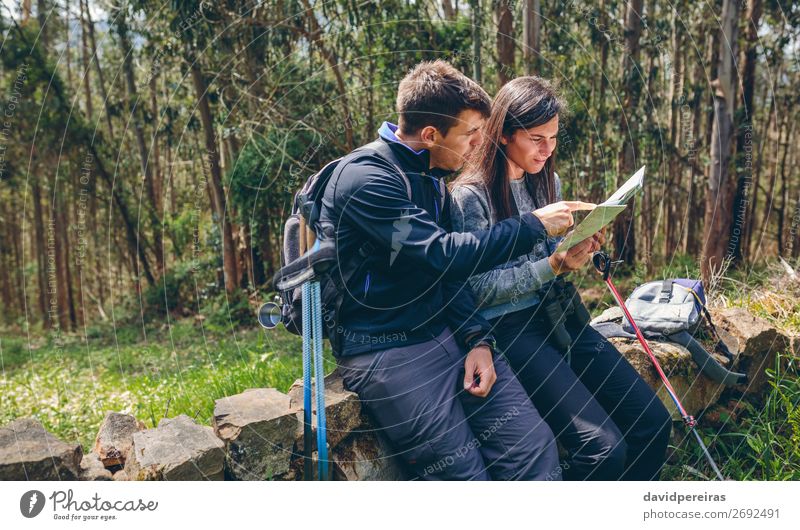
[396,60,491,136]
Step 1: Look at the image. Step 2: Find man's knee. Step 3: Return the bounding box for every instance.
[500,407,561,480]
[516,434,561,481]
[415,436,490,480]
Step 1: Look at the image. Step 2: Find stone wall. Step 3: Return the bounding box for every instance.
[1,373,405,481]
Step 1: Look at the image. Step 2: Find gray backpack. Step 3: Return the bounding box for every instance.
[592,278,747,386]
[622,279,705,336]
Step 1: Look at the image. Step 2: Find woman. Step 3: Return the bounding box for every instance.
[450,76,672,480]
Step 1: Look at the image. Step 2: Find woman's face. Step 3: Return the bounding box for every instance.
[503,115,559,175]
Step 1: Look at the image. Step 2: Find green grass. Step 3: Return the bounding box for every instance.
[662,353,800,480]
[0,319,334,451]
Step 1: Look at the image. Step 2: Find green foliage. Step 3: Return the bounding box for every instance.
[226,130,309,246]
[200,290,253,333]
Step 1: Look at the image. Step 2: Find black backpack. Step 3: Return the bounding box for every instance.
[271,141,411,353]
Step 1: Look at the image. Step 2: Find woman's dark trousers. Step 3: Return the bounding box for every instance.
[495,317,672,480]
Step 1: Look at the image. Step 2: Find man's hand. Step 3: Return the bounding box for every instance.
[463,346,496,398]
[533,201,596,237]
[548,231,603,274]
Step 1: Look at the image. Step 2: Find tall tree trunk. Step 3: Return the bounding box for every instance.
[149,74,163,208]
[613,0,644,266]
[522,0,541,75]
[0,216,12,322]
[665,3,684,258]
[588,0,610,204]
[37,0,48,48]
[728,0,762,263]
[701,0,739,283]
[442,0,456,20]
[756,105,785,254]
[776,112,793,254]
[65,0,72,87]
[642,31,658,272]
[792,192,800,259]
[116,12,164,276]
[90,187,105,317]
[59,195,77,328]
[52,193,70,331]
[78,0,92,120]
[686,29,706,257]
[22,0,32,23]
[745,83,773,260]
[167,139,176,217]
[188,56,239,295]
[495,0,514,87]
[298,0,354,150]
[470,0,482,83]
[84,0,114,140]
[31,181,49,326]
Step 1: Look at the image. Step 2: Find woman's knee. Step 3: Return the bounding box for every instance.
[596,425,628,474]
[642,398,673,443]
[651,401,674,446]
[575,422,628,479]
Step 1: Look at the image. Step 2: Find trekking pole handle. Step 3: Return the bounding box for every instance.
[592,251,624,280]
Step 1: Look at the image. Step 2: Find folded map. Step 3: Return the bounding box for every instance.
[555,166,645,253]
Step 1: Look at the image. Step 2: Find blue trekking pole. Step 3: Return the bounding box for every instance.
[302,279,328,480]
[260,239,336,480]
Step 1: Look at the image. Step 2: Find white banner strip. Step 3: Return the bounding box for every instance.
[1,481,796,529]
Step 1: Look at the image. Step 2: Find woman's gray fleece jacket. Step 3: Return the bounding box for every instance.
[449,174,563,320]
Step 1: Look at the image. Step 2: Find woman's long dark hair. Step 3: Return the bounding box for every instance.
[455,76,566,221]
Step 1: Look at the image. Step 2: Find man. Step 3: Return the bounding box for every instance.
[319,60,590,480]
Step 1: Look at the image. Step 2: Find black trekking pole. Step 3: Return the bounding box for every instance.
[592,251,725,481]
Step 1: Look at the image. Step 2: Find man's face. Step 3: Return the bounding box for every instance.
[426,109,485,172]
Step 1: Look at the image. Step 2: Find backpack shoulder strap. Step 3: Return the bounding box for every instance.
[666,331,747,386]
[659,279,674,303]
[591,321,637,340]
[360,140,413,200]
